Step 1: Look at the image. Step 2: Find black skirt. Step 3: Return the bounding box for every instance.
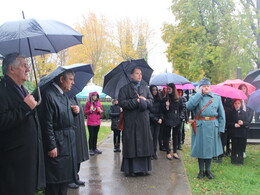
[121,157,152,174]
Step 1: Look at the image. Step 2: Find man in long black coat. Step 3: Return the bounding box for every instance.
[38,70,78,195]
[68,96,89,188]
[118,67,153,176]
[0,53,45,195]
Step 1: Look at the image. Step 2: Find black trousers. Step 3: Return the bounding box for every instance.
[45,183,68,195]
[163,124,181,154]
[88,125,100,150]
[178,121,185,145]
[231,137,246,164]
[113,129,121,147]
[150,121,160,153]
[158,124,165,148]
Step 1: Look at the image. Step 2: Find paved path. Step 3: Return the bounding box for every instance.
[68,133,192,195]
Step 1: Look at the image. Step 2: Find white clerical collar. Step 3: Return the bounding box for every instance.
[52,82,64,94]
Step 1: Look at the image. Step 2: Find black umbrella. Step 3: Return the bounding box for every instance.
[244,69,260,89]
[39,63,94,98]
[244,69,260,83]
[102,59,153,98]
[0,16,83,104]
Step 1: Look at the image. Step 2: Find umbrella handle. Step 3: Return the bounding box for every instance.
[36,86,42,106]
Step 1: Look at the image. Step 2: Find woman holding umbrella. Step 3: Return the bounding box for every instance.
[118,67,153,176]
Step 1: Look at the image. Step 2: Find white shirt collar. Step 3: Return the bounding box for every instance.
[52,82,64,94]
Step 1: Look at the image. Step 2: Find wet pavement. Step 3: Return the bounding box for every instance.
[68,134,192,195]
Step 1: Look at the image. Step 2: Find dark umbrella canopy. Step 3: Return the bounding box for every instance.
[247,89,260,112]
[150,73,190,85]
[0,18,83,57]
[244,69,260,89]
[39,63,94,98]
[244,69,260,83]
[103,59,153,98]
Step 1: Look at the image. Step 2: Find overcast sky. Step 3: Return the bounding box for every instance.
[0,0,174,74]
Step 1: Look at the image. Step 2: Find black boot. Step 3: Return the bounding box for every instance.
[205,171,214,179]
[197,171,204,179]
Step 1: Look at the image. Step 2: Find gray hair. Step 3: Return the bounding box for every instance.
[2,53,26,75]
[54,70,75,84]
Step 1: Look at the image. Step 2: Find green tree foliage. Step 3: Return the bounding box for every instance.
[162,0,255,83]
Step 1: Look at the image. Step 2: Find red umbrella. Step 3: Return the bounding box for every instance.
[218,79,256,95]
[211,85,248,100]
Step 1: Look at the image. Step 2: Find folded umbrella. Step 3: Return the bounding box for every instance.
[39,63,94,98]
[103,59,153,98]
[247,89,260,112]
[211,85,248,100]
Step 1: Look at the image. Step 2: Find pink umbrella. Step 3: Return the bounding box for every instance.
[176,83,195,89]
[211,85,248,100]
[218,79,256,95]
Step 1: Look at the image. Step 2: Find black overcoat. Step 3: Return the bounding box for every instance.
[118,83,153,158]
[70,97,89,164]
[38,84,77,184]
[109,104,121,130]
[227,109,249,138]
[0,76,45,195]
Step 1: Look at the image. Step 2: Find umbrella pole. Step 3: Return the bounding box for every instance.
[27,39,41,105]
[22,11,41,105]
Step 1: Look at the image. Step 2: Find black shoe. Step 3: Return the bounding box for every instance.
[114,148,117,152]
[205,171,214,179]
[116,148,121,152]
[125,173,136,177]
[216,157,222,164]
[153,153,158,160]
[160,147,166,151]
[197,171,204,179]
[68,183,79,189]
[177,146,182,150]
[75,180,85,186]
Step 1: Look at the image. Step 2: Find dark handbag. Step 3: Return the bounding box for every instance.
[117,112,124,131]
[192,98,214,135]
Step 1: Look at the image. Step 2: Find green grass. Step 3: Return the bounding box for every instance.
[181,129,260,195]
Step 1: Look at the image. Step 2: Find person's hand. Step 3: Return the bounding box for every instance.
[24,93,37,110]
[90,105,94,111]
[158,119,162,124]
[238,120,243,125]
[137,98,140,103]
[197,86,203,94]
[189,120,195,124]
[71,105,80,114]
[48,148,57,158]
[139,96,147,101]
[97,107,101,112]
[120,107,123,112]
[235,123,240,128]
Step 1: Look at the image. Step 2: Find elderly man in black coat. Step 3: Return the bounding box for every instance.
[118,67,153,176]
[68,96,89,188]
[0,53,45,195]
[38,70,78,195]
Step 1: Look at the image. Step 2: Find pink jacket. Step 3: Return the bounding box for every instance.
[84,92,104,126]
